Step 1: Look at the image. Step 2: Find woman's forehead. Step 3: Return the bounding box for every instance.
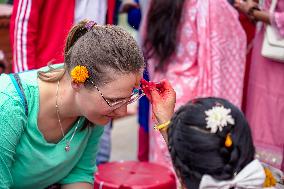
[102,73,142,94]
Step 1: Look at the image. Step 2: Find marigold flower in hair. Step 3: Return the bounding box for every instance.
[225,133,233,148]
[71,65,89,83]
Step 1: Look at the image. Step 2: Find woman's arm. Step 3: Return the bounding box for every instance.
[120,0,139,13]
[235,0,284,36]
[251,10,271,24]
[10,0,45,71]
[61,182,93,189]
[146,80,176,144]
[0,93,27,188]
[234,0,271,24]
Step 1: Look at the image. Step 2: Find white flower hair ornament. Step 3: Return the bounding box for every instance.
[205,106,235,133]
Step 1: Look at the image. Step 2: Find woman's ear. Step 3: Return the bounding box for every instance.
[71,81,84,92]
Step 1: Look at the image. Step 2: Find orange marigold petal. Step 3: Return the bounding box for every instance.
[225,134,233,148]
[71,65,89,83]
[263,168,277,187]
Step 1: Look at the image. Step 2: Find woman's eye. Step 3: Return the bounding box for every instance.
[107,98,124,104]
[107,99,117,103]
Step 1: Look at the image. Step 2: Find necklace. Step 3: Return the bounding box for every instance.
[56,80,80,152]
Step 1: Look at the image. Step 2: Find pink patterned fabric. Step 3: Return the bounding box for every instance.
[144,0,247,169]
[267,0,284,37]
[245,0,284,170]
[274,12,284,36]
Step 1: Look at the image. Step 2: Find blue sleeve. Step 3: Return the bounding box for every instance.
[127,7,141,30]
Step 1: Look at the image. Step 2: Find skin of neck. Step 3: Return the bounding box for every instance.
[39,74,81,124]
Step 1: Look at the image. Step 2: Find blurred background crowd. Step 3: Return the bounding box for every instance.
[0,0,283,187]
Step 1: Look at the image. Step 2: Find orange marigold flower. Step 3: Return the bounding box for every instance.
[71,65,89,83]
[225,133,233,148]
[263,167,277,187]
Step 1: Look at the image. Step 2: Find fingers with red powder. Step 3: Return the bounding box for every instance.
[141,79,176,124]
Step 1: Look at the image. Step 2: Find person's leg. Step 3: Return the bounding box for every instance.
[138,126,149,161]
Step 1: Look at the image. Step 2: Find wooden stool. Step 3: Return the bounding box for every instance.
[94,161,176,189]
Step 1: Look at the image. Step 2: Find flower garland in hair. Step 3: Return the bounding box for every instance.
[205,105,235,133]
[71,65,89,83]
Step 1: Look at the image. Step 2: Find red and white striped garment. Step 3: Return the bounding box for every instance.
[10,0,75,72]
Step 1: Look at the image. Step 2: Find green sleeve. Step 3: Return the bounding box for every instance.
[0,94,27,188]
[60,126,104,185]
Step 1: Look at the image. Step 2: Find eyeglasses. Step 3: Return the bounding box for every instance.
[90,80,145,109]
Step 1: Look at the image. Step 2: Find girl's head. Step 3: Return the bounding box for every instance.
[39,20,145,125]
[168,97,255,189]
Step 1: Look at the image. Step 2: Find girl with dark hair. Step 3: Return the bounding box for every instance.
[144,83,283,188]
[142,0,247,170]
[168,97,257,188]
[0,20,145,188]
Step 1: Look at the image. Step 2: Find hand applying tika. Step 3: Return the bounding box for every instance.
[142,79,176,143]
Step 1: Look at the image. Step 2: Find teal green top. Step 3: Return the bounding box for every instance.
[0,68,104,189]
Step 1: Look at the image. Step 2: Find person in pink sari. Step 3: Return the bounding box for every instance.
[235,0,284,171]
[142,0,247,170]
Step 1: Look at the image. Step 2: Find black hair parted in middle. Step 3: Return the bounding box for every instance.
[167,97,255,189]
